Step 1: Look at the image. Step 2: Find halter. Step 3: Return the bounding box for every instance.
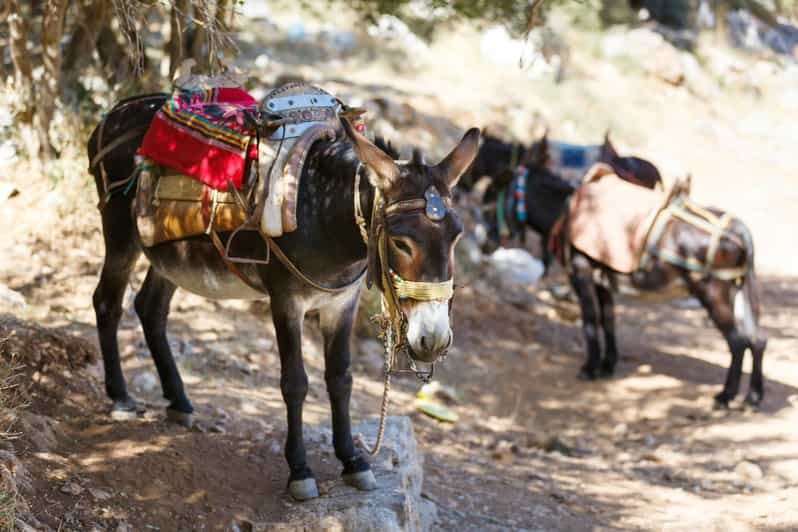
[353,163,456,455]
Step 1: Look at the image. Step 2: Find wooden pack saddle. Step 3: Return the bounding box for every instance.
[135,82,363,248]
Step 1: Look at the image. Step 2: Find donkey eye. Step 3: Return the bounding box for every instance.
[392,238,413,256]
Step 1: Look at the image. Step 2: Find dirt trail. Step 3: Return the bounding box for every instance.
[2,10,798,531]
[2,166,797,530]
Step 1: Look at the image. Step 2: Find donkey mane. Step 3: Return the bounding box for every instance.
[374,136,400,160]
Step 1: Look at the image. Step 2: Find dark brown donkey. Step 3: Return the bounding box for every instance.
[481,165,767,408]
[88,93,480,500]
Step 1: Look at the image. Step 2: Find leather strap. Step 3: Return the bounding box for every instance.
[209,229,268,294]
[89,125,149,172]
[260,233,365,294]
[384,197,452,217]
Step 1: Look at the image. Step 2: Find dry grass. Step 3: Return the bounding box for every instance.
[0,335,25,532]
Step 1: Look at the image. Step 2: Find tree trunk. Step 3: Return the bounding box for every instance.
[63,0,113,76]
[7,0,41,160]
[189,1,210,70]
[167,0,188,79]
[7,0,35,124]
[36,0,69,160]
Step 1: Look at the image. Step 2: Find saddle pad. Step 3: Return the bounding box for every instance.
[546,140,601,185]
[138,87,259,190]
[568,164,665,273]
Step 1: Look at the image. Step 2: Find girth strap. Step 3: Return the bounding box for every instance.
[209,229,268,294]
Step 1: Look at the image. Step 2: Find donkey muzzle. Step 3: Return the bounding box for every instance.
[405,300,452,362]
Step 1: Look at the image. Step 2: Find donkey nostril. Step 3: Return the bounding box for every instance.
[420,336,429,351]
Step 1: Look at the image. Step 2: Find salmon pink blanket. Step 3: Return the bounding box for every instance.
[567,164,665,273]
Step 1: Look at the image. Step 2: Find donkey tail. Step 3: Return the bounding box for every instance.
[732,221,760,342]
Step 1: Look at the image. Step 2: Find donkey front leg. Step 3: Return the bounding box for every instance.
[569,256,603,380]
[320,294,376,491]
[596,285,619,377]
[271,297,317,500]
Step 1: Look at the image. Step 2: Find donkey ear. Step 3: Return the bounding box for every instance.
[471,175,493,202]
[529,130,549,167]
[341,117,400,190]
[602,130,618,158]
[436,128,481,189]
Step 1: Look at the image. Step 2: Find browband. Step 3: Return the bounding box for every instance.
[384,197,452,217]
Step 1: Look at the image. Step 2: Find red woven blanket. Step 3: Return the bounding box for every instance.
[138,87,259,190]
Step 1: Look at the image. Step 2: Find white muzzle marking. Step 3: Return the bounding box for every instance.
[406,300,452,361]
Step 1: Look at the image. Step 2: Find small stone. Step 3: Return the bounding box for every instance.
[612,423,628,437]
[132,372,158,393]
[269,440,281,455]
[0,284,26,309]
[735,461,764,481]
[210,423,226,434]
[88,487,112,501]
[60,481,84,495]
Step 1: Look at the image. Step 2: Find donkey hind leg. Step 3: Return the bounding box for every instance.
[695,279,752,408]
[134,267,194,426]
[93,208,142,418]
[569,257,603,380]
[271,296,317,501]
[596,285,619,377]
[320,294,376,492]
[744,335,767,407]
[737,278,767,406]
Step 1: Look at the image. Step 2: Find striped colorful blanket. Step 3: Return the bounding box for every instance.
[138,87,259,190]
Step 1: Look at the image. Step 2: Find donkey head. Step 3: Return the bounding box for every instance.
[343,120,480,362]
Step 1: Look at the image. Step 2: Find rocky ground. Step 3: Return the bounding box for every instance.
[2,4,798,531]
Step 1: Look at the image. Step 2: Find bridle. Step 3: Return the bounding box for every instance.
[354,163,455,371]
[481,165,528,245]
[353,162,457,455]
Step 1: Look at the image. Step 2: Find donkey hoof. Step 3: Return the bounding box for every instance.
[166,408,194,428]
[577,368,597,381]
[713,393,731,410]
[343,470,377,491]
[110,398,141,421]
[288,478,319,501]
[744,391,763,408]
[598,365,616,378]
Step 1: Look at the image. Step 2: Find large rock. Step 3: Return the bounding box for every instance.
[481,247,544,307]
[244,416,436,531]
[603,27,684,85]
